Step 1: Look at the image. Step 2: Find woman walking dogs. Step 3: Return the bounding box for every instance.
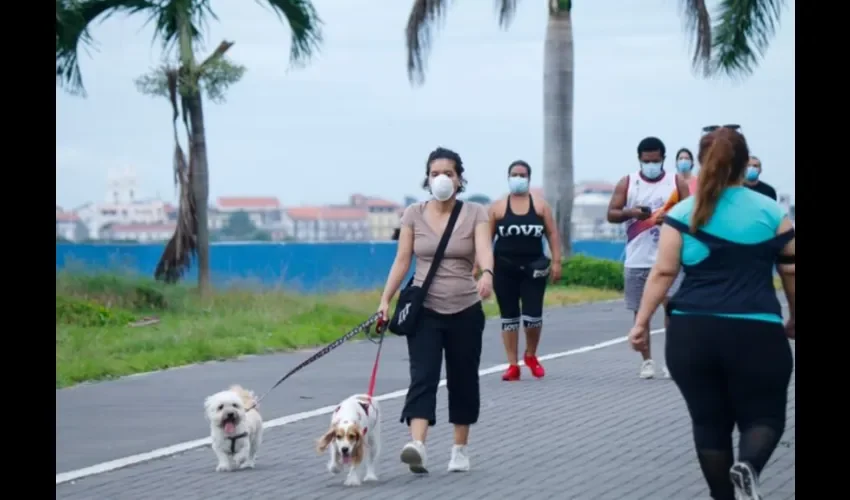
[489,161,562,381]
[628,127,795,500]
[378,147,494,474]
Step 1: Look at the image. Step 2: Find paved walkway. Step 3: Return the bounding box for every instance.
[56,300,795,499]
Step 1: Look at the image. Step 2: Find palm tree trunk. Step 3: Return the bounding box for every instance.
[186,93,212,295]
[543,3,575,258]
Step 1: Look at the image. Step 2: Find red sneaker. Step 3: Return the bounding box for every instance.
[524,353,545,379]
[502,364,521,381]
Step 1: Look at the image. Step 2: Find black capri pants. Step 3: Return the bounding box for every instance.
[666,314,793,452]
[493,257,548,332]
[400,302,485,427]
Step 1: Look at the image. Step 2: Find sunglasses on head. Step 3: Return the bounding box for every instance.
[702,124,741,134]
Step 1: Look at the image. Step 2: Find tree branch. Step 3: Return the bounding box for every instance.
[200,40,235,72]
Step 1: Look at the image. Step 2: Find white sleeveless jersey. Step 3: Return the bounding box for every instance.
[623,171,678,269]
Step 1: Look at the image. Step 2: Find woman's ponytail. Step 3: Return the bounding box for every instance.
[691,129,749,232]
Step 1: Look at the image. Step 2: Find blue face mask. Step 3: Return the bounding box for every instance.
[745,166,760,182]
[676,160,693,173]
[508,176,530,194]
[640,162,663,179]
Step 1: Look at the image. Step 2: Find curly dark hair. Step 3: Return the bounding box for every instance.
[421,147,467,194]
[637,137,666,158]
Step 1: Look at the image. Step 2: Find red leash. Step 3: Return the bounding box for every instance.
[366,319,387,398]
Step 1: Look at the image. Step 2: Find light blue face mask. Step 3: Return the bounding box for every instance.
[676,160,693,173]
[640,162,663,179]
[508,176,530,194]
[745,166,760,182]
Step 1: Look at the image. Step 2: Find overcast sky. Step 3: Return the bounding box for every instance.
[56,0,795,209]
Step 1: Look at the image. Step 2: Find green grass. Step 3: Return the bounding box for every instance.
[56,272,621,388]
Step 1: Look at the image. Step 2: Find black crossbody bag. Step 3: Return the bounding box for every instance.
[388,201,463,336]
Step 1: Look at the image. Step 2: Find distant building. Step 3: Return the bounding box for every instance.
[348,194,402,240]
[285,206,370,242]
[74,167,172,239]
[571,181,623,240]
[100,222,177,242]
[214,196,292,240]
[56,211,88,242]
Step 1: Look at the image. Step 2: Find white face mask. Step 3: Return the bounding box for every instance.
[640,162,663,179]
[508,176,530,194]
[429,174,456,201]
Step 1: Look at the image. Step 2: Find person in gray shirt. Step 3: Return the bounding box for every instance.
[379,147,494,476]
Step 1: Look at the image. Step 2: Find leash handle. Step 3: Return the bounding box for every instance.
[374,317,387,335]
[366,318,387,398]
[249,312,382,410]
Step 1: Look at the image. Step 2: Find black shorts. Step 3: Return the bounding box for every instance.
[493,257,548,331]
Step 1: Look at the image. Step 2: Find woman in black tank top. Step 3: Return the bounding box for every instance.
[488,161,562,382]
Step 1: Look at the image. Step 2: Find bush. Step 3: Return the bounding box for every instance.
[56,272,178,311]
[56,295,136,327]
[560,254,624,291]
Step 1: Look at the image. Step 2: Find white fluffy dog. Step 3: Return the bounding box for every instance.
[316,394,381,486]
[204,385,263,472]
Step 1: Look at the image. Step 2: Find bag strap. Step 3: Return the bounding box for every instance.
[420,200,464,295]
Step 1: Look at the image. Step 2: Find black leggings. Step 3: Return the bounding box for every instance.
[493,258,547,332]
[666,314,793,500]
[400,302,485,427]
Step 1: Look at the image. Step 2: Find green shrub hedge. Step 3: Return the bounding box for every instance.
[55,272,183,327]
[55,295,136,327]
[559,254,624,291]
[56,272,178,311]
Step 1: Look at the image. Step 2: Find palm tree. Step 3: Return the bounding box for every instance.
[405,0,787,258]
[55,0,322,294]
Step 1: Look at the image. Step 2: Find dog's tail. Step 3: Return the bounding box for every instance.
[230,385,258,410]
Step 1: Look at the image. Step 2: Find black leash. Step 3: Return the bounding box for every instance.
[247,312,384,411]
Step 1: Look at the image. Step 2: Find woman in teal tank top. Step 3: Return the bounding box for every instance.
[627,127,795,500]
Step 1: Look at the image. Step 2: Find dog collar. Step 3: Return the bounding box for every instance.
[226,432,248,454]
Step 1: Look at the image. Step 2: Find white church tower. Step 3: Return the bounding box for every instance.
[106,166,138,205]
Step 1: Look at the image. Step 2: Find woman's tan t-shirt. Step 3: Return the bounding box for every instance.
[401,201,489,315]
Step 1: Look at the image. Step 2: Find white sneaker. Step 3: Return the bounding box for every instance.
[661,366,671,378]
[447,445,470,472]
[639,359,656,379]
[730,461,763,500]
[400,440,428,474]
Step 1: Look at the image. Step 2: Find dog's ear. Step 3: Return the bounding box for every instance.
[316,427,335,454]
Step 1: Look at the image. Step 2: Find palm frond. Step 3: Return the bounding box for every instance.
[141,0,215,54]
[56,0,155,96]
[496,0,520,30]
[56,1,92,96]
[155,67,197,283]
[706,0,785,80]
[406,0,452,85]
[257,0,323,67]
[680,0,712,76]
